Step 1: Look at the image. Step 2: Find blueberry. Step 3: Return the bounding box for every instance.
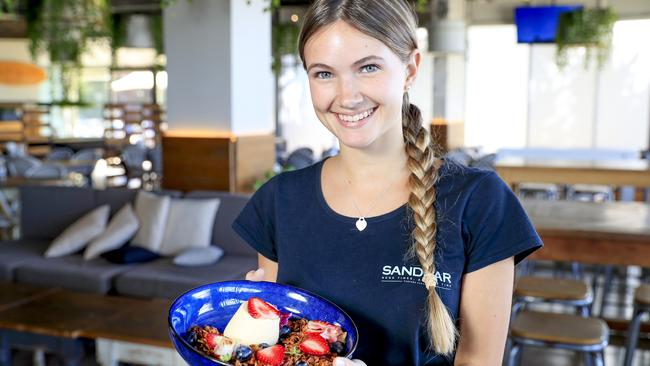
[234,345,253,361]
[296,362,308,366]
[330,341,345,355]
[279,325,292,340]
[258,343,270,349]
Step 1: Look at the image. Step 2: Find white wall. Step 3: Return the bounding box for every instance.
[527,46,597,148]
[230,0,274,134]
[464,25,529,152]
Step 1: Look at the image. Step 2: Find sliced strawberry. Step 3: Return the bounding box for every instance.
[255,344,285,365]
[305,320,343,343]
[203,333,219,350]
[299,335,330,356]
[247,297,280,319]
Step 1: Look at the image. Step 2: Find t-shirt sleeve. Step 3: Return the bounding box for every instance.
[462,171,543,273]
[231,177,278,262]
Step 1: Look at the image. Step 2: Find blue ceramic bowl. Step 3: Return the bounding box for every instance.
[168,280,359,365]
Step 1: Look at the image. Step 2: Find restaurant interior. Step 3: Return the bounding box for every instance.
[0,0,649,365]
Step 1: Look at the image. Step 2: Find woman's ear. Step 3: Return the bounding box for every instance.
[404,49,421,91]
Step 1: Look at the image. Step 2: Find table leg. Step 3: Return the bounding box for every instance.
[0,330,12,366]
[0,329,84,366]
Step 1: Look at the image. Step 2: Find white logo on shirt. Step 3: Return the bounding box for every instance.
[381,265,453,290]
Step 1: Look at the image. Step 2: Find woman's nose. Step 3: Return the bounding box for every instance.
[337,78,363,109]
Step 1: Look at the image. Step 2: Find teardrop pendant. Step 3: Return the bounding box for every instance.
[355,217,367,231]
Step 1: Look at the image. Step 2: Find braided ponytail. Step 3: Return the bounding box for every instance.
[402,92,458,354]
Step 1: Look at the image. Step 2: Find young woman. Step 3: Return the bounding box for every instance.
[234,0,542,365]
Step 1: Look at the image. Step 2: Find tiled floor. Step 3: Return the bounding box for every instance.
[7,262,650,365]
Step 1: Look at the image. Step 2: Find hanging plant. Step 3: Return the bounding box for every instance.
[0,0,16,15]
[272,22,300,75]
[25,0,111,105]
[556,7,617,69]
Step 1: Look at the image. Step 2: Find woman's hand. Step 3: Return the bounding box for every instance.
[245,268,265,281]
[334,357,367,366]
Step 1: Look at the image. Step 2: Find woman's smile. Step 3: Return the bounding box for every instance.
[334,107,377,129]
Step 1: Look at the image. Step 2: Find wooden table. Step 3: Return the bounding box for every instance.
[496,158,650,187]
[0,283,182,366]
[523,200,650,267]
[523,199,650,333]
[0,282,58,312]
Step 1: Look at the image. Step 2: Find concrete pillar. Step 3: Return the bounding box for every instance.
[429,0,466,151]
[162,0,275,192]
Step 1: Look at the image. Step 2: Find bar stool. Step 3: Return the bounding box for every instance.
[512,276,593,319]
[516,182,560,200]
[623,284,650,366]
[507,311,609,366]
[507,277,596,365]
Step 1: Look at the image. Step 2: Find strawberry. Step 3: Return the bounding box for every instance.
[203,333,219,350]
[255,344,285,365]
[247,297,280,319]
[299,335,330,356]
[305,320,343,343]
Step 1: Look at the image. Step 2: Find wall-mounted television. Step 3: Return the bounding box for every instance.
[515,5,583,43]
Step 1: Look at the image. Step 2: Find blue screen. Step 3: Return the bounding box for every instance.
[515,5,583,43]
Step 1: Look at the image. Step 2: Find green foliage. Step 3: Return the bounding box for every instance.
[25,0,111,103]
[253,165,294,191]
[272,22,301,75]
[556,8,617,69]
[0,0,16,15]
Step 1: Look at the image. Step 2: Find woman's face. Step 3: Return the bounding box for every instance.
[303,20,419,151]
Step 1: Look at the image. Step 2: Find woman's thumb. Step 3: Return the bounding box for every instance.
[245,268,265,281]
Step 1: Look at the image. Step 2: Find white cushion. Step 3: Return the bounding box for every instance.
[83,203,140,260]
[44,205,110,258]
[173,246,224,266]
[159,198,220,256]
[131,191,171,252]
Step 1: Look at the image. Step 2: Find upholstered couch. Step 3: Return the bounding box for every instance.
[0,186,258,299]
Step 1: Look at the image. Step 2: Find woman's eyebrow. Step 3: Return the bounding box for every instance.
[306,55,385,72]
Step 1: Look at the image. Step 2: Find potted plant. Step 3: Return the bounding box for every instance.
[555,7,617,69]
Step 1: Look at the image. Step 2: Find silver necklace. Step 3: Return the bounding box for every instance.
[343,174,398,232]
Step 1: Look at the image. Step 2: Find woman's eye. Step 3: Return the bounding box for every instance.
[315,71,332,79]
[360,64,380,73]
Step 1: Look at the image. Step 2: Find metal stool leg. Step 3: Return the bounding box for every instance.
[583,351,594,366]
[571,262,583,279]
[598,265,614,316]
[624,306,647,366]
[506,342,521,366]
[593,351,605,366]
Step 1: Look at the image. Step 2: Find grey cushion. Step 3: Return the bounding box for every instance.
[0,240,50,281]
[184,191,256,256]
[114,254,257,299]
[173,246,224,267]
[160,198,221,256]
[44,205,111,258]
[20,186,96,240]
[14,255,132,294]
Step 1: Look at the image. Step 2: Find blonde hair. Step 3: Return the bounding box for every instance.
[298,0,457,355]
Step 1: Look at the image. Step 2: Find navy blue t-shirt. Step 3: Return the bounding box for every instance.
[232,159,542,365]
